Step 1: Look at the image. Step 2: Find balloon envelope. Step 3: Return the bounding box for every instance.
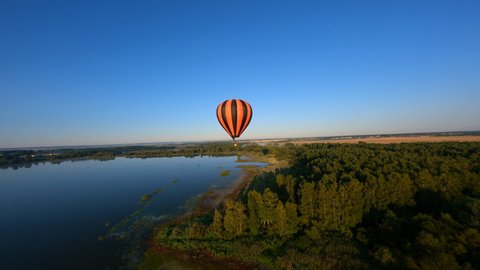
[216,99,253,139]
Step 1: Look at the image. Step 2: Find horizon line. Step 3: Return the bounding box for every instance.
[1,130,479,151]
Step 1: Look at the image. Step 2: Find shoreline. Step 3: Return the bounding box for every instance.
[141,153,286,269]
[178,153,286,218]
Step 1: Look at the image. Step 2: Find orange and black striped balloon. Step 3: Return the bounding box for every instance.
[216,99,253,139]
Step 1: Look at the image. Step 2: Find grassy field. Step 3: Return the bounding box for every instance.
[248,135,480,145]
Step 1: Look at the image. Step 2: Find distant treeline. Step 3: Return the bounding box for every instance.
[0,143,275,169]
[149,142,480,269]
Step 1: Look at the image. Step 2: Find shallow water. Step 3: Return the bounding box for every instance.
[0,156,266,269]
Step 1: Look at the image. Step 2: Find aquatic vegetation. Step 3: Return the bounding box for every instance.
[140,194,152,202]
[220,170,231,177]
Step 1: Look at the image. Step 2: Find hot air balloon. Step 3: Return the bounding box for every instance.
[216,99,253,147]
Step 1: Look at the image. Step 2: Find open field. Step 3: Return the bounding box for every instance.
[248,135,480,145]
[293,135,480,144]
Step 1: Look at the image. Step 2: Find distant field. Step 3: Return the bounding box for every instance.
[251,135,480,145]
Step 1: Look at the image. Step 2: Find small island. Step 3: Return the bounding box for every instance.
[140,194,152,202]
[219,170,231,177]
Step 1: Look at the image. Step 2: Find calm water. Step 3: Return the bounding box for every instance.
[0,156,265,269]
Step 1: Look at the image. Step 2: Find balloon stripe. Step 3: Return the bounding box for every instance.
[231,99,238,136]
[238,100,248,136]
[220,101,232,137]
[221,100,234,138]
[217,102,230,135]
[224,100,235,138]
[245,102,253,134]
[239,101,252,136]
[236,99,245,137]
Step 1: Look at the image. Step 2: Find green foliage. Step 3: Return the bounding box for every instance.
[140,194,151,202]
[285,202,299,235]
[272,201,288,236]
[152,142,480,269]
[284,175,297,202]
[299,181,315,224]
[261,188,279,232]
[223,200,247,238]
[208,209,223,238]
[247,190,262,235]
[219,170,231,177]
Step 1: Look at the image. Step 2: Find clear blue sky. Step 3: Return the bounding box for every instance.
[1,0,479,148]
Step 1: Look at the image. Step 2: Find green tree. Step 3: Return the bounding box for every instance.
[223,200,242,238]
[341,179,365,229]
[285,175,296,202]
[273,201,288,236]
[234,201,247,235]
[261,188,278,229]
[285,201,299,235]
[299,181,316,224]
[247,190,262,235]
[209,208,223,238]
[276,174,285,187]
[186,223,205,239]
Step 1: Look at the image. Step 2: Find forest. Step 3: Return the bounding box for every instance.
[147,142,480,269]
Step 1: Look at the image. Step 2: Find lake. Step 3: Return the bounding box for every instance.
[0,156,266,269]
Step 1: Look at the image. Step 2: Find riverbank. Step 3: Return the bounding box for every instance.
[177,153,285,218]
[138,153,287,269]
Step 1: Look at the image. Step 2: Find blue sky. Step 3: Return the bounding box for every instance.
[1,1,479,148]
